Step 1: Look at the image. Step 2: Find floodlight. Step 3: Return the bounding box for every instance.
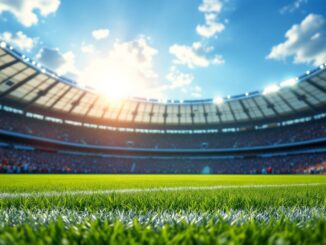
[0,41,6,48]
[263,84,280,95]
[213,96,224,105]
[280,78,297,87]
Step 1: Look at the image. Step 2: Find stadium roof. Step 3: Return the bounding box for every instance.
[0,41,326,128]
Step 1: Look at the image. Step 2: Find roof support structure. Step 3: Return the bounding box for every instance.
[25,80,60,107]
[297,86,322,103]
[190,105,195,125]
[19,77,52,102]
[115,101,126,121]
[202,104,208,125]
[83,96,100,118]
[307,78,326,94]
[148,103,154,124]
[0,53,8,58]
[0,60,18,71]
[68,91,87,113]
[48,86,72,109]
[239,100,252,121]
[215,105,223,123]
[252,98,268,119]
[100,106,108,119]
[0,67,30,86]
[163,105,168,125]
[227,102,238,122]
[290,89,317,112]
[177,105,181,125]
[0,72,39,98]
[262,96,280,117]
[131,102,140,123]
[315,75,326,84]
[277,93,298,114]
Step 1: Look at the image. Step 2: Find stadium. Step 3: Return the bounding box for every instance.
[0,42,325,174]
[0,0,326,244]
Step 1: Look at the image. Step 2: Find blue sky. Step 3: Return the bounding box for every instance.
[0,0,325,100]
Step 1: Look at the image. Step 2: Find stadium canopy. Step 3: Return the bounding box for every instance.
[0,41,326,129]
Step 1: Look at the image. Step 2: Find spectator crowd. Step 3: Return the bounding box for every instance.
[0,146,325,174]
[0,111,325,149]
[0,110,325,175]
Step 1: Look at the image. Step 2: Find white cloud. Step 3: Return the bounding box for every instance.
[167,0,226,72]
[196,0,225,38]
[311,32,320,40]
[0,31,37,52]
[211,54,225,64]
[267,14,326,66]
[36,48,79,78]
[81,42,94,54]
[192,42,202,50]
[79,36,159,99]
[198,0,222,13]
[169,42,224,68]
[196,21,224,38]
[0,0,60,27]
[190,85,202,98]
[107,36,158,80]
[169,44,210,68]
[154,66,202,99]
[166,66,194,89]
[180,85,202,98]
[92,29,110,40]
[192,41,214,53]
[280,0,308,14]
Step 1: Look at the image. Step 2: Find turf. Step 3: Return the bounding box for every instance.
[1,174,325,192]
[0,175,326,244]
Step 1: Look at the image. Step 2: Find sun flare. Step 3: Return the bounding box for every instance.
[78,38,158,101]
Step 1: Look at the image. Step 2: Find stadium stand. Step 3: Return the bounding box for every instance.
[1,146,325,174]
[0,41,325,174]
[0,110,325,149]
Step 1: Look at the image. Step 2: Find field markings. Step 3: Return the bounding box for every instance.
[0,207,325,227]
[0,183,323,199]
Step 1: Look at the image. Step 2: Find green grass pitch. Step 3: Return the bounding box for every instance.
[0,175,326,244]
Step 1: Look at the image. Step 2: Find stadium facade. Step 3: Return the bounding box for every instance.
[0,40,326,174]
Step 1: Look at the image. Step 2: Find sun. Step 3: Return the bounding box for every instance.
[79,57,138,101]
[78,38,158,101]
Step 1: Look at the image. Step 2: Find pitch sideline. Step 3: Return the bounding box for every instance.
[0,183,323,199]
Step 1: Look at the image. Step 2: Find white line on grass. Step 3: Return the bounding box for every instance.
[0,183,323,199]
[0,207,325,227]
